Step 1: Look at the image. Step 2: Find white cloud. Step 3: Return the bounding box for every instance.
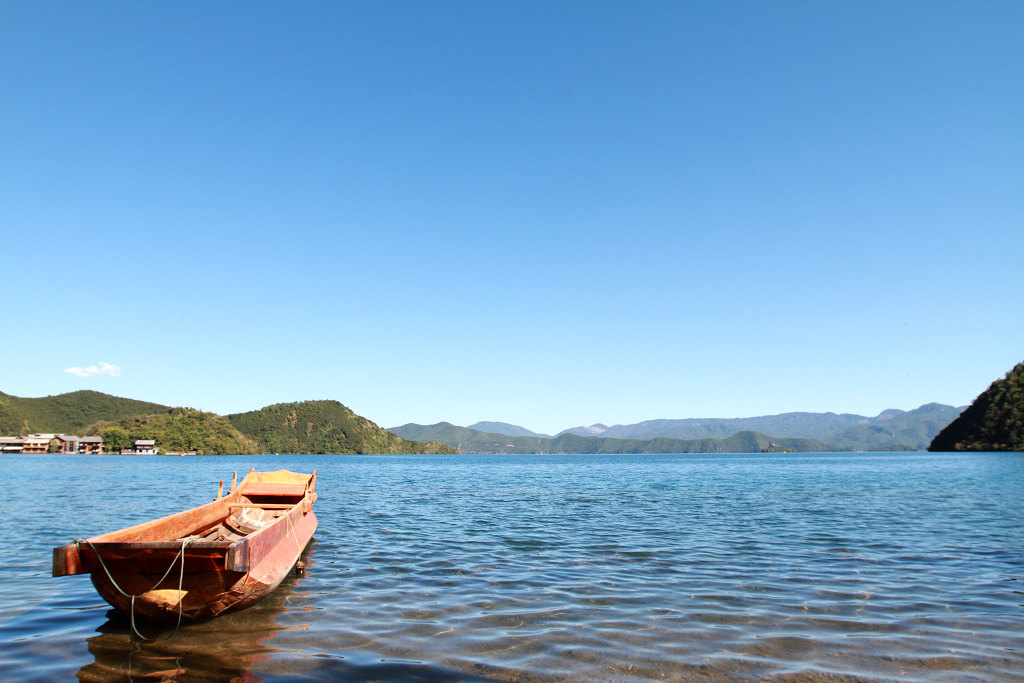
[65,361,121,378]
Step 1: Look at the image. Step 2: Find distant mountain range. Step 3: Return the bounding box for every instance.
[393,403,964,453]
[388,422,836,454]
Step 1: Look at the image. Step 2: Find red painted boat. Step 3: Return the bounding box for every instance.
[53,468,318,622]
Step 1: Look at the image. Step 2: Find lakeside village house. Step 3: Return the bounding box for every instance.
[0,434,159,455]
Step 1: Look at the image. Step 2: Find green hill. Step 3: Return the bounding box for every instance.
[228,401,456,455]
[387,423,836,454]
[0,391,454,455]
[929,362,1024,451]
[84,408,259,455]
[0,390,169,434]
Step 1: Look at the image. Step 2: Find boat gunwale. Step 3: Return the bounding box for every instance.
[77,540,237,551]
[80,501,307,552]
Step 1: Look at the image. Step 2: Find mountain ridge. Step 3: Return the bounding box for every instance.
[0,390,170,434]
[557,424,609,437]
[468,421,551,438]
[454,403,962,452]
[388,422,836,454]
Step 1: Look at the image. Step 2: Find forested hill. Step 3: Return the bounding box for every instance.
[388,422,835,454]
[227,401,456,455]
[929,362,1024,451]
[0,391,455,455]
[85,409,258,455]
[0,390,168,434]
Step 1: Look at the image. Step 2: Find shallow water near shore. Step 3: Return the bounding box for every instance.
[1,451,1022,681]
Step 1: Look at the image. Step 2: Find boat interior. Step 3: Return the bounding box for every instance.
[184,479,310,544]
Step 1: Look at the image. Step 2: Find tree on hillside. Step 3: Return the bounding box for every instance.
[102,426,130,453]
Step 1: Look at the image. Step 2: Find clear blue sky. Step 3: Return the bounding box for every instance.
[2,1,1021,435]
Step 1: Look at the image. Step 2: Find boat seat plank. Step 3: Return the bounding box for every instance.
[241,483,305,496]
[230,503,294,509]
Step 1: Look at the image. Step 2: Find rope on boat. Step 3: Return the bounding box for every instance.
[286,510,301,555]
[75,537,192,640]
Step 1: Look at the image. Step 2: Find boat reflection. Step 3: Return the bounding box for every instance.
[77,546,316,682]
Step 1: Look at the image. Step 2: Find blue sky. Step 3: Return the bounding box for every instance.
[2,1,1021,435]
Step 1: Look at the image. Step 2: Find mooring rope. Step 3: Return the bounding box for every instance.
[285,510,302,554]
[76,537,192,640]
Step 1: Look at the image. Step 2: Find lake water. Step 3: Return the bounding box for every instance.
[1,452,1022,682]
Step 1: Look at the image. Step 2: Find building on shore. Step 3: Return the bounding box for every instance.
[79,436,104,454]
[123,439,159,455]
[1,434,93,453]
[0,436,26,453]
[0,434,160,455]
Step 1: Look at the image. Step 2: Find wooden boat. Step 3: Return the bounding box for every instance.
[53,468,318,622]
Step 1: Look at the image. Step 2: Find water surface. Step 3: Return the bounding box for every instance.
[1,452,1022,681]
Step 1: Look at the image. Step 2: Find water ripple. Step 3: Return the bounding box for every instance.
[2,452,1023,681]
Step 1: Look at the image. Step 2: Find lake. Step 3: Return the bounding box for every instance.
[1,452,1022,681]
